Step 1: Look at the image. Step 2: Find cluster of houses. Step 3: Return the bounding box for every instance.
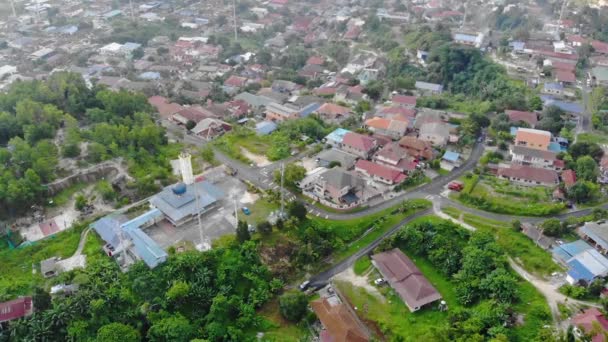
[296,94,465,209]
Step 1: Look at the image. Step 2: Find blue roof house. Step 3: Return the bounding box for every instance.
[325,128,351,147]
[255,121,278,135]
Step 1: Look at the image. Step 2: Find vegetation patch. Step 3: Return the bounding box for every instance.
[353,256,372,275]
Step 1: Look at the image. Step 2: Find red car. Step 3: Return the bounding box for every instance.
[448,181,464,191]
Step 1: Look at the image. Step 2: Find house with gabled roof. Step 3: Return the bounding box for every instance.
[341,132,377,158]
[374,142,417,173]
[365,117,408,140]
[372,249,442,312]
[505,110,538,128]
[311,297,370,342]
[355,160,406,185]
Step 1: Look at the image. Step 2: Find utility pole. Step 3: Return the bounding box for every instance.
[9,0,16,18]
[233,0,238,41]
[461,1,467,29]
[280,163,285,217]
[559,0,568,35]
[195,183,206,250]
[129,0,135,21]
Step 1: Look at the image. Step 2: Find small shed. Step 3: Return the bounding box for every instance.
[255,121,277,135]
[441,151,461,170]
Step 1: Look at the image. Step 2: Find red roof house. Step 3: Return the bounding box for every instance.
[592,40,608,55]
[148,96,183,118]
[224,75,247,88]
[505,110,538,127]
[555,70,576,84]
[573,308,608,342]
[497,165,559,186]
[562,169,577,188]
[341,132,377,158]
[311,298,370,342]
[317,103,352,122]
[306,56,325,66]
[392,95,417,108]
[355,160,406,185]
[0,297,33,323]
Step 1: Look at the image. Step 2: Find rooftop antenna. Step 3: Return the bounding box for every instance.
[233,0,238,41]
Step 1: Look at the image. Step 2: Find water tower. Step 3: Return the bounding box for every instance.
[178,153,194,185]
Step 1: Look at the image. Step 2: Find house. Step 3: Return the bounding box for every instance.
[223,75,247,92]
[191,118,232,140]
[505,110,538,127]
[419,122,450,147]
[572,308,608,342]
[452,32,484,48]
[441,151,461,170]
[510,145,559,169]
[272,80,300,94]
[589,66,608,86]
[0,65,17,80]
[371,249,442,312]
[316,149,358,169]
[307,56,325,66]
[379,106,416,121]
[316,103,352,122]
[358,68,380,85]
[341,132,377,158]
[374,142,417,172]
[555,70,576,85]
[172,107,212,125]
[562,169,577,188]
[310,297,370,342]
[0,297,34,323]
[581,221,608,255]
[255,121,277,135]
[552,239,608,285]
[301,168,366,206]
[392,95,417,108]
[335,85,366,104]
[497,165,559,186]
[355,160,406,185]
[514,128,552,151]
[234,92,274,110]
[543,82,564,95]
[325,128,352,147]
[150,182,223,227]
[398,136,434,160]
[265,102,299,122]
[415,81,443,94]
[365,117,408,140]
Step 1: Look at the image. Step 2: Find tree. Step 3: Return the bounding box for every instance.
[288,202,307,221]
[33,287,52,312]
[200,146,215,165]
[279,291,308,322]
[257,221,272,235]
[62,143,81,158]
[97,323,140,342]
[541,218,563,237]
[568,181,597,204]
[147,315,195,342]
[75,194,87,211]
[236,220,251,243]
[363,80,384,101]
[537,106,565,134]
[480,269,518,303]
[185,120,196,131]
[274,163,306,189]
[132,47,144,60]
[569,142,604,162]
[511,220,521,232]
[576,156,599,182]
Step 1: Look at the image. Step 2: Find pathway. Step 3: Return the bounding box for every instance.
[74,227,91,257]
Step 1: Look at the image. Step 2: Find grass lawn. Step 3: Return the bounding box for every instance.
[354,256,372,275]
[437,168,450,176]
[242,198,280,226]
[453,175,565,216]
[442,207,561,276]
[213,128,272,163]
[0,222,103,299]
[577,132,608,145]
[256,298,310,342]
[335,216,551,341]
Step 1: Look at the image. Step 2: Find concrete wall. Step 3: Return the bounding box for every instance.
[45,164,119,196]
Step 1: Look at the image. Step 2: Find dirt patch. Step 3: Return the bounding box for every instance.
[334,267,384,300]
[260,239,297,279]
[299,157,318,172]
[240,191,260,204]
[240,147,271,167]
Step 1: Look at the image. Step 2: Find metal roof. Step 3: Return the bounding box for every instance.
[255,121,277,135]
[442,151,460,162]
[567,259,595,283]
[581,222,608,249]
[149,181,222,224]
[325,128,351,143]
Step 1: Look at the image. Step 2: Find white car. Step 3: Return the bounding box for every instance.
[374,278,386,285]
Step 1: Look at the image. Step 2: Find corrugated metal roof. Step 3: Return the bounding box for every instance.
[149,181,222,224]
[567,259,595,283]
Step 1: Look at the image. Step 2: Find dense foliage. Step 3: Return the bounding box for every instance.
[2,242,282,341]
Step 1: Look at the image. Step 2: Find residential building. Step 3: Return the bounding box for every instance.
[255,121,277,135]
[149,181,223,227]
[497,165,559,186]
[325,128,352,147]
[191,118,232,140]
[172,107,213,125]
[415,81,443,94]
[419,122,450,147]
[514,128,552,151]
[265,102,299,122]
[392,94,417,108]
[441,151,461,170]
[316,149,358,169]
[355,160,406,185]
[572,308,608,342]
[581,221,608,255]
[589,66,608,86]
[505,110,538,127]
[316,103,352,122]
[510,145,559,169]
[543,82,564,95]
[374,142,416,172]
[301,168,366,207]
[365,117,408,140]
[341,132,377,158]
[555,70,576,85]
[371,249,442,312]
[452,32,484,48]
[398,136,434,160]
[310,297,370,342]
[0,297,33,323]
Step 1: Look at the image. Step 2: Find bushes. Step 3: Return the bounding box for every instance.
[279,292,308,322]
[458,192,565,216]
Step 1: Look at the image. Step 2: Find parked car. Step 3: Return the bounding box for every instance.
[242,207,251,215]
[374,278,386,285]
[448,181,464,191]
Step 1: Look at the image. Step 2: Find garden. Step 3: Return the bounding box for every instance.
[453,174,565,216]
